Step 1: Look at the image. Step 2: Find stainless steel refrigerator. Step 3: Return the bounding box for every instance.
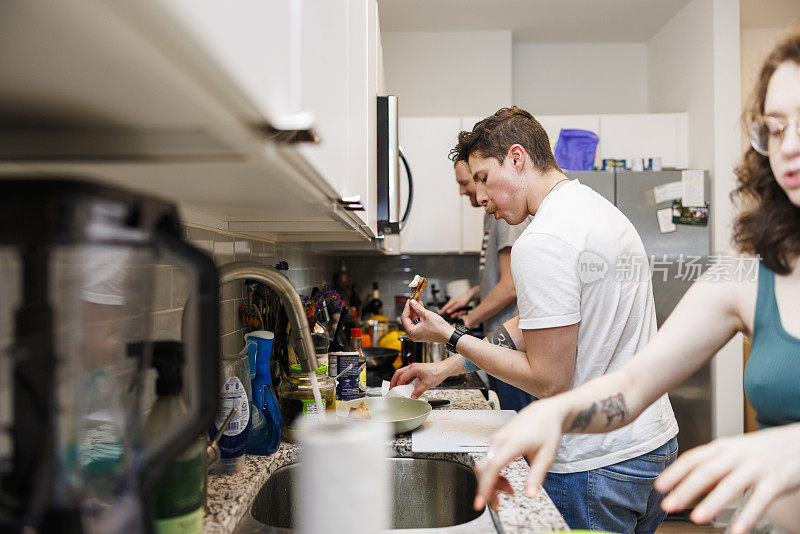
[566,170,713,459]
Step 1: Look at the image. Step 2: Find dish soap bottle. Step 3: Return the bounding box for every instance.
[144,341,204,533]
[246,332,282,455]
[209,351,252,474]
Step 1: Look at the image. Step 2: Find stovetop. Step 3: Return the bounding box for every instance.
[366,366,489,398]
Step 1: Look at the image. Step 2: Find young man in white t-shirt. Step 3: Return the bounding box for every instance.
[392,107,678,533]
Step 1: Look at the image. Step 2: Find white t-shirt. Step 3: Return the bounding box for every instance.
[511,180,677,473]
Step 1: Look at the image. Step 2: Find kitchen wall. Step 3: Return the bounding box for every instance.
[380,30,513,117]
[513,43,649,115]
[647,0,743,440]
[345,254,479,321]
[157,226,337,357]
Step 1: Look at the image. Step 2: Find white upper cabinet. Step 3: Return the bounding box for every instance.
[398,117,463,254]
[0,0,383,241]
[155,0,312,130]
[535,112,689,170]
[598,113,688,169]
[295,0,378,234]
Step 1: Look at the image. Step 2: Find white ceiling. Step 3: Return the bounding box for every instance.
[740,0,800,29]
[377,0,693,43]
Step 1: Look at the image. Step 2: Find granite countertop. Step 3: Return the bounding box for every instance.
[204,389,568,534]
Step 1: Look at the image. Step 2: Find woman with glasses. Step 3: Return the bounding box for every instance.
[474,31,800,534]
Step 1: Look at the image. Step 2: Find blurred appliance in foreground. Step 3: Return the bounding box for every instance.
[566,169,712,462]
[0,179,220,534]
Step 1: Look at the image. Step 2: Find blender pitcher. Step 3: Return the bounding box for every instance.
[0,178,219,534]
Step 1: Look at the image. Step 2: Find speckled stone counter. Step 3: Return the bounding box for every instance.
[204,389,568,534]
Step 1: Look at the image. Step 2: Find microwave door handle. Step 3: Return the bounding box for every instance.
[399,147,413,231]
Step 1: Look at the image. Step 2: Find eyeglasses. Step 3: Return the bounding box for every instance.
[748,115,800,156]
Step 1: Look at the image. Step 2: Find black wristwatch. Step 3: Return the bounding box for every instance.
[446,324,470,353]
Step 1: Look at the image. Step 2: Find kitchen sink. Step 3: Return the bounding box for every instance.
[233,457,501,533]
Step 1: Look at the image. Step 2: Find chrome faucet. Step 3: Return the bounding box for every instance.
[218,262,318,373]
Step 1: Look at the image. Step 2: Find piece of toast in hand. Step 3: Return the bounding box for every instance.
[408,274,427,301]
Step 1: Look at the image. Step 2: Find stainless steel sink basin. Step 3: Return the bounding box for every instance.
[234,457,500,533]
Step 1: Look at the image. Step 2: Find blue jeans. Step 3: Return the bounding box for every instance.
[542,436,678,534]
[486,374,536,411]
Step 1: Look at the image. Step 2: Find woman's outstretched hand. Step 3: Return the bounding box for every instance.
[655,423,800,534]
[473,399,565,511]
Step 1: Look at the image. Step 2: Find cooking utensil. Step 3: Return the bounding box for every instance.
[333,363,354,382]
[411,410,517,452]
[328,304,350,352]
[400,337,465,377]
[336,397,431,434]
[363,346,399,369]
[427,399,450,408]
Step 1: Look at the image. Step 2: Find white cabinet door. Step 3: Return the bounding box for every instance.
[154,0,311,129]
[398,117,462,253]
[599,113,689,169]
[346,0,378,234]
[459,117,485,253]
[296,0,348,197]
[295,0,377,233]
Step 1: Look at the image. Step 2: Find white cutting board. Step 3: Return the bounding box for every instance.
[412,410,517,453]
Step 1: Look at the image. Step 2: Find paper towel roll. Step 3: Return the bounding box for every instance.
[296,419,391,534]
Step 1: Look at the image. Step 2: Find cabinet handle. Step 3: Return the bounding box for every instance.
[338,196,364,211]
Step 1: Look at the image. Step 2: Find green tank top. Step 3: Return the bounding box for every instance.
[743,263,800,429]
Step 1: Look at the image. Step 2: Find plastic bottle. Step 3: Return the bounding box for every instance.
[350,328,367,398]
[209,352,251,474]
[144,341,204,533]
[246,332,282,456]
[244,331,273,381]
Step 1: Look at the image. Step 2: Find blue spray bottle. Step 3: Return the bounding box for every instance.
[245,332,282,455]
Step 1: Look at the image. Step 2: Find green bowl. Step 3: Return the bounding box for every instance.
[336,397,431,434]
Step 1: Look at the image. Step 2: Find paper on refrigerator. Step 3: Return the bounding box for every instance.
[681,170,705,207]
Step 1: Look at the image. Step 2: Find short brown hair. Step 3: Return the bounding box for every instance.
[449,107,560,173]
[732,31,800,275]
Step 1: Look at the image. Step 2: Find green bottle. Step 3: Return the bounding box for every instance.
[145,342,204,534]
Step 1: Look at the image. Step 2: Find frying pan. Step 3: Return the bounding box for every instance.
[336,397,431,434]
[363,346,399,369]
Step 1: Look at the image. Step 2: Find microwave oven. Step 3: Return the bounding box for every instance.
[376,95,413,236]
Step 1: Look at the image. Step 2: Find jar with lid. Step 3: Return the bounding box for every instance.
[277,364,335,442]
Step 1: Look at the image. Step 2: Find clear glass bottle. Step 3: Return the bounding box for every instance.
[350,328,367,398]
[277,364,335,442]
[311,321,330,371]
[364,282,383,317]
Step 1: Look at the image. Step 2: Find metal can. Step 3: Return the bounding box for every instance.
[646,157,662,171]
[334,351,360,401]
[602,158,627,171]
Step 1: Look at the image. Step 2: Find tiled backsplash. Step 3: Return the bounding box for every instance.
[154,226,338,356]
[345,254,479,320]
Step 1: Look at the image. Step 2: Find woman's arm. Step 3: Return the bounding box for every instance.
[474,272,745,508]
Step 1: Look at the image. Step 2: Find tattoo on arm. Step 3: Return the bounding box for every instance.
[486,325,517,351]
[600,394,628,426]
[566,403,597,432]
